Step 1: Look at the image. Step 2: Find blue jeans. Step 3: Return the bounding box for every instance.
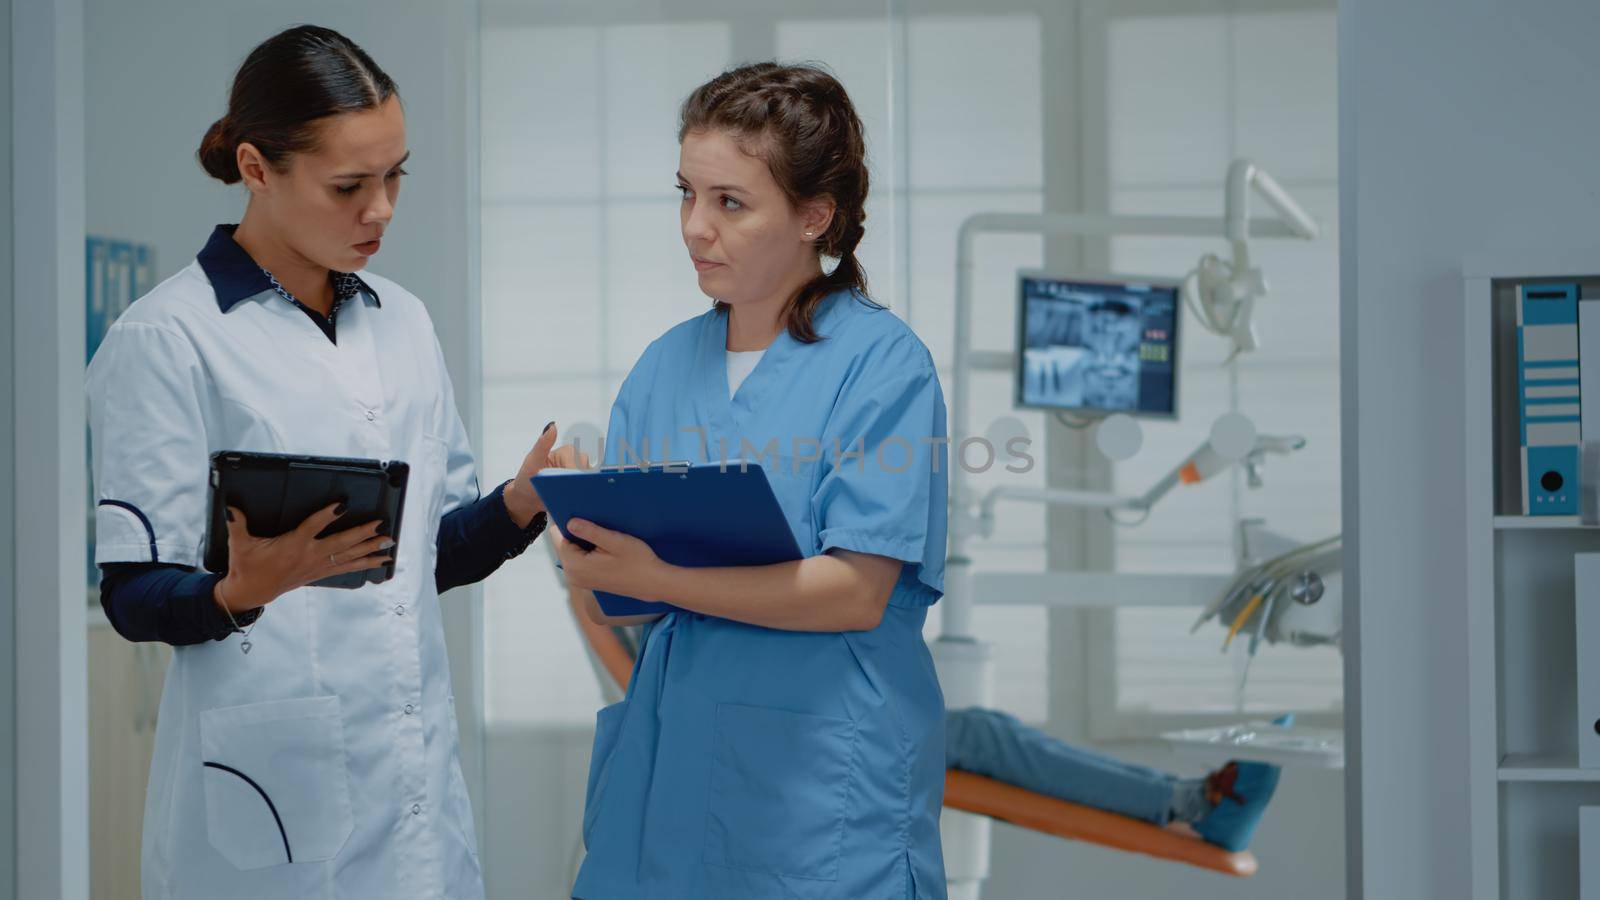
[944,707,1176,825]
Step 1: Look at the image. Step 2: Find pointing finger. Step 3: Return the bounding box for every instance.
[530,420,558,463]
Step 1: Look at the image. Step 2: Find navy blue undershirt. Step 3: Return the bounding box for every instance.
[99,481,545,645]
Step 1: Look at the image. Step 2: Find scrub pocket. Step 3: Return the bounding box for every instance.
[199,695,354,871]
[703,703,857,880]
[582,699,630,847]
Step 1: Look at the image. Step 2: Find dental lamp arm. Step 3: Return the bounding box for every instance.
[1189,161,1323,357]
[977,486,1141,527]
[1129,431,1307,511]
[1226,161,1320,243]
[974,433,1307,536]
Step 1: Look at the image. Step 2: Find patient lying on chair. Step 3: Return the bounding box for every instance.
[945,707,1279,852]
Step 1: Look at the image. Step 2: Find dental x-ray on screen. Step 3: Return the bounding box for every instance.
[1016,273,1180,418]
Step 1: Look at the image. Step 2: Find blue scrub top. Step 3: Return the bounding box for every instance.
[573,291,949,900]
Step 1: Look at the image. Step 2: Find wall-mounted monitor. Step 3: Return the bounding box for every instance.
[1015,272,1181,419]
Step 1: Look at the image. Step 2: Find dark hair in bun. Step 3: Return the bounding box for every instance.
[198,24,398,184]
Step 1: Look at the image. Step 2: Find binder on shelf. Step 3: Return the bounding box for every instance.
[1518,283,1581,515]
[1576,554,1600,769]
[1583,807,1600,900]
[1582,298,1600,443]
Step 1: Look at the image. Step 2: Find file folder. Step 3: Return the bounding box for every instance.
[530,463,804,617]
[1518,283,1581,514]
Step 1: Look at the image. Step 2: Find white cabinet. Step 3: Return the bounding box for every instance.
[1464,257,1600,899]
[88,617,167,900]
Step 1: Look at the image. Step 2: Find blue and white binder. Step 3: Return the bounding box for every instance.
[1518,283,1582,515]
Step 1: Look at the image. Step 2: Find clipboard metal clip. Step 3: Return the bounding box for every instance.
[600,459,694,475]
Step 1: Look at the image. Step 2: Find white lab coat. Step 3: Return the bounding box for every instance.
[88,254,485,899]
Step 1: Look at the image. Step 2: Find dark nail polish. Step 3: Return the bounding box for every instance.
[335,502,349,516]
[225,509,235,522]
[543,420,555,434]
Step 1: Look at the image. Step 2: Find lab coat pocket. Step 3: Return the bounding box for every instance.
[199,695,354,871]
[703,703,857,881]
[582,699,630,846]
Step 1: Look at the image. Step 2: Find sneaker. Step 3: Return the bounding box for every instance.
[1193,760,1281,852]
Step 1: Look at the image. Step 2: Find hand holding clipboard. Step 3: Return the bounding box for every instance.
[533,463,803,617]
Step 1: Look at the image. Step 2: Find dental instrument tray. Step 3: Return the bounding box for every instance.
[530,462,804,617]
[203,450,410,590]
[1161,720,1344,770]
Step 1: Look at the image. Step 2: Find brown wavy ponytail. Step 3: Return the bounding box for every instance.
[679,62,874,343]
[197,25,399,185]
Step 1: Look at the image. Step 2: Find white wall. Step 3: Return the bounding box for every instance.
[1339,0,1600,897]
[1,0,17,892]
[13,0,88,895]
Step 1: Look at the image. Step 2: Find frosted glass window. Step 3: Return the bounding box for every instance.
[603,201,709,366]
[909,192,1043,370]
[1233,11,1338,181]
[1108,16,1229,185]
[776,19,904,311]
[908,16,1042,190]
[481,27,601,200]
[775,19,895,165]
[1103,8,1341,723]
[481,204,602,379]
[603,24,733,197]
[481,379,613,723]
[480,23,732,725]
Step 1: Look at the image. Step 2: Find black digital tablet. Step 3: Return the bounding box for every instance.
[204,450,410,590]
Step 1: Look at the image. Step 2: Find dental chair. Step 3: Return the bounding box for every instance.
[564,590,1259,883]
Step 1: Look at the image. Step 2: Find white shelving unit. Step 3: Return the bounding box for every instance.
[1497,754,1600,783]
[1464,253,1600,900]
[1493,516,1595,531]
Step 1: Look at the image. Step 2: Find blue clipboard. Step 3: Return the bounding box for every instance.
[530,463,804,617]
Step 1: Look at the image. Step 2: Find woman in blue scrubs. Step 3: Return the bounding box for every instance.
[553,62,948,899]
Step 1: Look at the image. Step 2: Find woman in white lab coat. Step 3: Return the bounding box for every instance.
[88,25,561,899]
